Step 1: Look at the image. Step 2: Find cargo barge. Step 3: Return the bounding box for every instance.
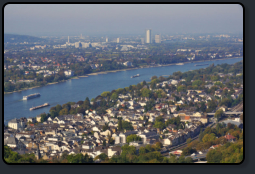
[23,93,40,100]
[131,74,140,78]
[30,103,50,111]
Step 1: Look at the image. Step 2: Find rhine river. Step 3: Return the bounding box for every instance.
[4,58,243,123]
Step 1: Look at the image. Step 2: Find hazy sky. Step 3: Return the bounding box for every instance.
[4,4,243,36]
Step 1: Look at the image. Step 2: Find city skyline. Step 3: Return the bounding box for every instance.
[4,4,243,36]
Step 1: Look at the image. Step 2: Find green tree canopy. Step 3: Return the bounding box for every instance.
[126,134,142,144]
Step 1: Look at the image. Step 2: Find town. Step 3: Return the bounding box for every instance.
[4,32,243,93]
[4,61,243,163]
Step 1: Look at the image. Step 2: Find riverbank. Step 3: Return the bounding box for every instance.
[4,57,242,95]
[4,57,243,121]
[86,67,140,76]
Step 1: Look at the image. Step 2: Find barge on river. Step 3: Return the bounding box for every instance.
[30,103,50,111]
[23,93,40,100]
[131,74,140,78]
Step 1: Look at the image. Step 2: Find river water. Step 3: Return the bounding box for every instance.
[4,58,243,123]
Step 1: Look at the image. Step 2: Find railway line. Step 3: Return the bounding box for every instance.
[231,101,243,112]
[161,122,215,157]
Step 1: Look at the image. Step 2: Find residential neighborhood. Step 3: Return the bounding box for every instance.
[4,62,243,163]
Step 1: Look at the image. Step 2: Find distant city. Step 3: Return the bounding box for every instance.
[4,4,243,164]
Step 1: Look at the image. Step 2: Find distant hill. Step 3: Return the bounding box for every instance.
[4,34,45,43]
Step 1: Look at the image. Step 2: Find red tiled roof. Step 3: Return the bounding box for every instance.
[224,134,236,140]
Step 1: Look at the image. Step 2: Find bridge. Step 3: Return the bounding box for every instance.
[207,112,243,116]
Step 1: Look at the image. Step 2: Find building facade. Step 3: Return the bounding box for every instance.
[155,34,161,43]
[145,29,151,43]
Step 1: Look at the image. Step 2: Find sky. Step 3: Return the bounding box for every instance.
[4,4,243,36]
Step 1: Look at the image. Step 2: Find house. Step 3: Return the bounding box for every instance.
[64,70,74,77]
[8,118,26,130]
[108,146,122,158]
[224,133,236,142]
[82,141,94,150]
[219,105,228,112]
[4,137,18,148]
[138,131,158,144]
[16,131,35,139]
[36,115,42,122]
[200,115,208,124]
[115,131,138,144]
[163,134,179,146]
[27,117,36,123]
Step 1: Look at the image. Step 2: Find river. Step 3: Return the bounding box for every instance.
[4,58,243,123]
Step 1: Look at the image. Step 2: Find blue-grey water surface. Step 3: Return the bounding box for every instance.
[4,58,243,123]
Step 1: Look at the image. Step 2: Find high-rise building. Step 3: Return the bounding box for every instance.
[75,42,81,48]
[155,34,161,43]
[145,29,151,43]
[81,42,91,48]
[117,38,120,43]
[106,37,108,43]
[68,36,69,43]
[141,38,145,44]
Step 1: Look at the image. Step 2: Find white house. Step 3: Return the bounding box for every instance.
[8,118,25,130]
[64,70,74,77]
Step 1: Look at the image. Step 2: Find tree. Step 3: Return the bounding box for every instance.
[206,149,222,163]
[121,144,136,156]
[84,97,90,106]
[192,80,203,87]
[94,153,108,162]
[122,121,134,130]
[126,134,142,144]
[139,147,146,155]
[145,144,153,152]
[59,108,68,115]
[169,154,178,163]
[185,157,193,163]
[102,124,109,131]
[154,116,165,132]
[66,154,93,163]
[186,138,192,144]
[153,121,165,131]
[151,76,157,80]
[50,110,58,118]
[202,133,216,143]
[40,113,48,122]
[77,108,85,115]
[182,147,196,156]
[155,142,163,149]
[103,140,106,146]
[200,102,206,112]
[178,155,186,163]
[141,88,151,98]
[55,104,62,113]
[214,109,224,122]
[110,92,118,100]
[101,91,110,97]
[118,118,123,131]
[177,85,186,92]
